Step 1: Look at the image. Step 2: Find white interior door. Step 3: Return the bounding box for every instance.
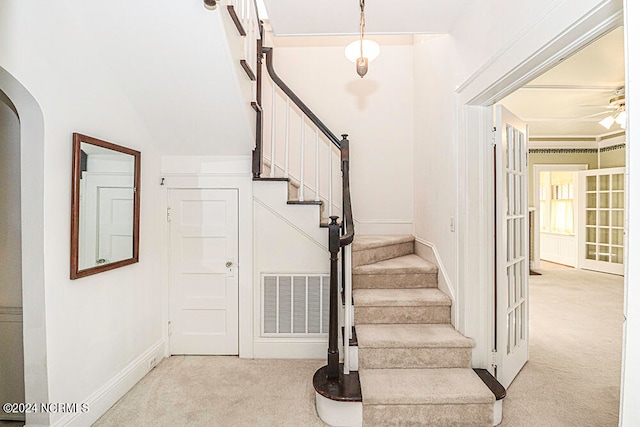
[578,167,625,275]
[169,189,239,355]
[98,187,134,265]
[495,105,529,388]
[81,173,133,269]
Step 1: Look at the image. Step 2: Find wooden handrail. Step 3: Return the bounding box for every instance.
[262,47,342,148]
[258,44,355,383]
[339,135,354,247]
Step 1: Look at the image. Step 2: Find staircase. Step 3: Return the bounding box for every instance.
[221,9,502,424]
[352,235,495,426]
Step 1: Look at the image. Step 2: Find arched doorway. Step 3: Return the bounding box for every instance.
[0,66,49,426]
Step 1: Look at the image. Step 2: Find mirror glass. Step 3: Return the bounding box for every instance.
[71,133,140,279]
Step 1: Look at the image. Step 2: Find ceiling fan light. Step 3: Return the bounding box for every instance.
[599,115,615,130]
[345,40,380,63]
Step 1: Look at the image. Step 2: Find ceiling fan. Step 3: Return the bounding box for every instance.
[579,87,626,129]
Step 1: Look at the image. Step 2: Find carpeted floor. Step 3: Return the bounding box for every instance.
[500,262,624,426]
[94,262,624,426]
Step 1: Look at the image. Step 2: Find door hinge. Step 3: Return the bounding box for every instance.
[491,127,497,147]
[166,207,171,222]
[491,349,498,368]
[168,321,172,336]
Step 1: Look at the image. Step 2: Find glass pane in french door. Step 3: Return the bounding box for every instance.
[583,169,625,272]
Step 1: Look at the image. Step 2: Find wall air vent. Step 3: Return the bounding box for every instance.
[262,274,329,336]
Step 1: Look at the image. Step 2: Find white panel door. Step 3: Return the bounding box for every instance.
[169,189,239,355]
[495,105,529,388]
[578,167,625,275]
[98,187,134,265]
[81,173,133,269]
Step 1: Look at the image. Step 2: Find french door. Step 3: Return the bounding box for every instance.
[495,105,529,388]
[578,167,625,275]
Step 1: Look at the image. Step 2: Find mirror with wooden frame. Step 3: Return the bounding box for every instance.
[70,133,141,279]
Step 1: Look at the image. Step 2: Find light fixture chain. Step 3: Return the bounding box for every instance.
[360,0,365,59]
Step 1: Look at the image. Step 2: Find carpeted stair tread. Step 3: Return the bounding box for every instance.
[360,368,495,405]
[356,324,474,349]
[352,235,415,252]
[353,288,450,307]
[353,254,437,275]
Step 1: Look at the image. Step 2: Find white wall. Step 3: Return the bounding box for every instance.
[253,180,330,358]
[270,35,415,234]
[621,1,640,424]
[0,0,261,421]
[413,34,463,293]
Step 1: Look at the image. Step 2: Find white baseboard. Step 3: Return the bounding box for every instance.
[52,340,165,427]
[252,340,327,359]
[413,237,458,328]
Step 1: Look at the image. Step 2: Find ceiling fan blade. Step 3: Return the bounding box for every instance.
[576,104,616,109]
[581,111,611,118]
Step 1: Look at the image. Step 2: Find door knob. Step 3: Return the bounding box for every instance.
[225,261,233,268]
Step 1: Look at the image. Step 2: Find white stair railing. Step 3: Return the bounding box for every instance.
[343,245,353,374]
[262,69,342,220]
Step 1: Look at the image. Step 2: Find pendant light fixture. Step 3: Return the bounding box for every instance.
[344,0,380,78]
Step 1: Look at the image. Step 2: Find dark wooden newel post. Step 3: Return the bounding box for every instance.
[327,215,341,380]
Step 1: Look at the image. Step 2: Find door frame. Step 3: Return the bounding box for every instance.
[160,170,253,358]
[454,1,623,371]
[0,69,50,426]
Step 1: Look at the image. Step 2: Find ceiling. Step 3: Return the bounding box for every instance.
[500,27,625,139]
[261,0,470,36]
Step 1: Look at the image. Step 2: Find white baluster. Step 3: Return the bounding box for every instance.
[270,84,276,178]
[284,98,290,178]
[299,116,305,201]
[315,129,320,202]
[328,144,333,216]
[343,245,353,375]
[243,30,248,65]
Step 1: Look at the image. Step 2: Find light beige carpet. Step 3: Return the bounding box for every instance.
[500,262,624,426]
[95,263,623,427]
[94,357,328,427]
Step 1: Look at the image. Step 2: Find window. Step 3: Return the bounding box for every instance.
[539,171,575,234]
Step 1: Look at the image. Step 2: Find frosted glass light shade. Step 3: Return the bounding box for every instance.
[599,115,615,130]
[615,110,627,126]
[345,39,380,63]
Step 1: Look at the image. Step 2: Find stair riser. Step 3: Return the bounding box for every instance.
[353,241,414,268]
[359,348,472,369]
[363,403,493,427]
[355,306,450,324]
[288,182,297,200]
[353,273,438,289]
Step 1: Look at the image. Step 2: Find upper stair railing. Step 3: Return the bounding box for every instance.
[252,23,355,383]
[226,0,261,81]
